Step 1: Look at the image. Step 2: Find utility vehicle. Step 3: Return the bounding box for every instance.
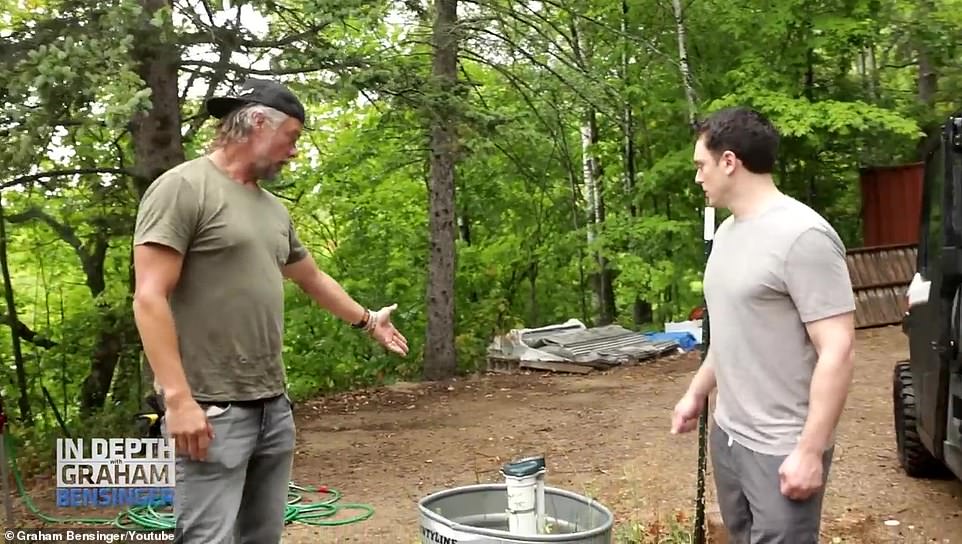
[895,112,962,482]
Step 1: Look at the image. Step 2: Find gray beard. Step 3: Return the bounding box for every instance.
[253,161,284,184]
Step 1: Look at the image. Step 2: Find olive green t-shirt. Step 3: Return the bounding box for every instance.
[133,156,309,403]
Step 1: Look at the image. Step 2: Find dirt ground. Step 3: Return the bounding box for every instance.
[281,325,962,543]
[6,325,962,543]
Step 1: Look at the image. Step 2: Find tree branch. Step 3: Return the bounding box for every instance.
[459,35,613,120]
[177,2,338,48]
[537,0,673,61]
[6,207,88,261]
[1,168,130,190]
[6,207,98,287]
[180,59,367,76]
[183,41,235,143]
[6,207,109,296]
[238,25,339,49]
[460,0,580,65]
[0,306,56,348]
[460,19,588,86]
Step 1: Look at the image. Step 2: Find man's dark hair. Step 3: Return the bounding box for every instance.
[695,107,779,174]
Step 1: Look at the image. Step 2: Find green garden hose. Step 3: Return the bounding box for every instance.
[2,432,374,530]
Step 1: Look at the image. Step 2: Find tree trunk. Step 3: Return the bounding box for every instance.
[670,0,698,321]
[867,45,879,101]
[622,0,652,326]
[133,0,187,399]
[671,0,697,127]
[0,197,31,423]
[423,0,459,381]
[131,0,186,198]
[78,253,119,415]
[581,111,616,325]
[566,20,614,325]
[567,168,590,325]
[81,310,128,412]
[79,0,186,413]
[912,0,939,160]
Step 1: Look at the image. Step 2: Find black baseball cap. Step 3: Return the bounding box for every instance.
[205,78,307,125]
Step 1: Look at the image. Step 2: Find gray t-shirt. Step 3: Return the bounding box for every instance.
[704,194,855,456]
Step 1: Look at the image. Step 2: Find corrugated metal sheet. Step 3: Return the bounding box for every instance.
[532,325,680,362]
[846,244,917,329]
[859,163,924,247]
[486,320,681,373]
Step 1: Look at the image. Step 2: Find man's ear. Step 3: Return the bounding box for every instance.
[721,150,738,175]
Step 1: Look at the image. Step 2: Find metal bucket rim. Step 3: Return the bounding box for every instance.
[418,483,614,541]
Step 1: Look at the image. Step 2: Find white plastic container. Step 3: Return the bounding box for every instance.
[665,319,703,344]
[502,457,546,534]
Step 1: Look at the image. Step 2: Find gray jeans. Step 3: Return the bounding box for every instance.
[710,422,833,544]
[163,394,295,544]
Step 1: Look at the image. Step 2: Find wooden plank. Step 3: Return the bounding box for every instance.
[519,360,595,374]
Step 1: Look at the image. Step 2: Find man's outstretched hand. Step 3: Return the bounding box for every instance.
[370,303,409,356]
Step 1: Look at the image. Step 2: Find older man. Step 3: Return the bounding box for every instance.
[671,107,856,543]
[132,78,408,543]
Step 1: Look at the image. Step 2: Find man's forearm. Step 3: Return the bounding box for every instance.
[297,266,367,324]
[798,344,854,454]
[132,293,192,403]
[687,351,717,400]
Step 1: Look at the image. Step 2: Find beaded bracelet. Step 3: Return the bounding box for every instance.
[351,309,371,330]
[363,309,377,333]
[351,308,378,333]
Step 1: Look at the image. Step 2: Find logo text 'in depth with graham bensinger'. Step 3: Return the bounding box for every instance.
[56,438,175,507]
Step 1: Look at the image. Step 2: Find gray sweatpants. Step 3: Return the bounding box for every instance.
[163,394,296,544]
[710,422,833,544]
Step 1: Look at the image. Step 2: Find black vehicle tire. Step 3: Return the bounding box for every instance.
[893,361,947,478]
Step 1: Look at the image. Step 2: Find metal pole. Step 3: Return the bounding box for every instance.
[693,205,714,544]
